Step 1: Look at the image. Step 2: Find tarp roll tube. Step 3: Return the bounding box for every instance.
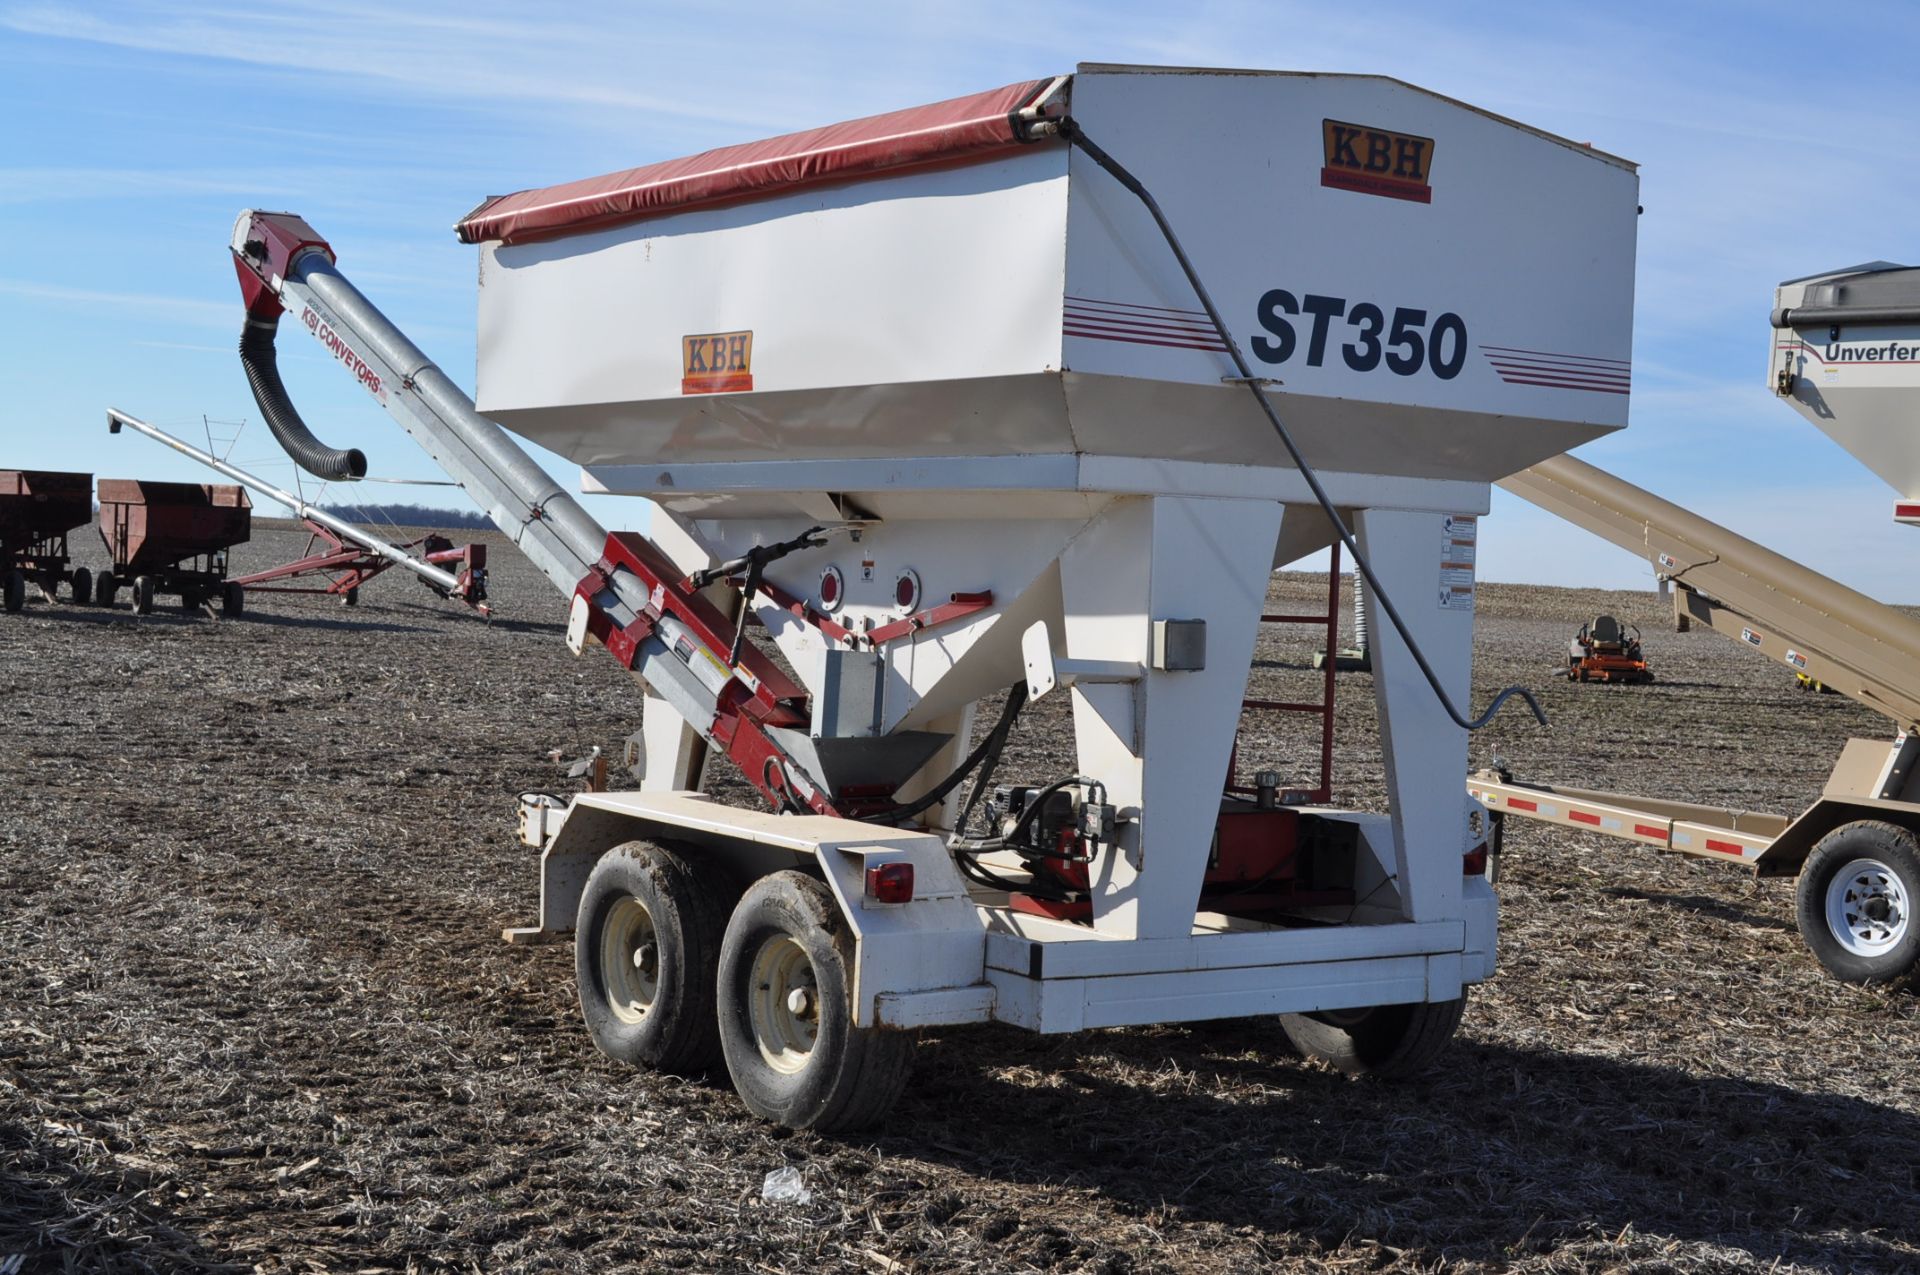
[238,316,368,481]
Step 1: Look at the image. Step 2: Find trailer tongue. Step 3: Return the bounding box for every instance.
[221,65,1642,1131]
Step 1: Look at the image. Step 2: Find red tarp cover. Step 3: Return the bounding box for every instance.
[455,79,1055,245]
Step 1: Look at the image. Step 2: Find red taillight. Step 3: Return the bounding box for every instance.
[865,862,915,903]
[1462,845,1488,876]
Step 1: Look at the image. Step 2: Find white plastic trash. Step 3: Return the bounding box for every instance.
[761,1165,812,1204]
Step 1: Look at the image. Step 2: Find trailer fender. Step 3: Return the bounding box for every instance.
[511,791,991,1027]
[1757,798,1920,878]
[517,796,799,936]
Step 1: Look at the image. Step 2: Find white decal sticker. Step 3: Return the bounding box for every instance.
[1438,514,1477,610]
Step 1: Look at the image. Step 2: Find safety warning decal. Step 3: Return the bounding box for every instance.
[1439,514,1476,610]
[681,330,753,395]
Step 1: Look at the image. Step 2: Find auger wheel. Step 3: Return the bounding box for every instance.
[1796,821,1920,987]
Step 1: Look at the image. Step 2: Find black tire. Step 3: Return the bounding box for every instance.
[132,575,154,616]
[1794,821,1920,987]
[1279,995,1467,1077]
[222,582,246,618]
[717,870,914,1132]
[95,572,117,607]
[576,841,730,1074]
[68,568,91,606]
[3,569,23,613]
[342,585,359,607]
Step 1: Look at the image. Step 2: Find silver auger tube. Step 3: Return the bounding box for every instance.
[283,248,622,606]
[106,407,463,595]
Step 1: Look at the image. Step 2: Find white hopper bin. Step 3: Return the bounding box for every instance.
[1770,262,1920,523]
[471,66,1637,501]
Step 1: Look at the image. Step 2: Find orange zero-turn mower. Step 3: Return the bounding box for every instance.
[1567,614,1654,684]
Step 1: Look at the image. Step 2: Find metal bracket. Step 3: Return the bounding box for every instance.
[1021,621,1143,700]
[1021,621,1145,756]
[868,591,994,647]
[1873,732,1920,800]
[565,593,593,655]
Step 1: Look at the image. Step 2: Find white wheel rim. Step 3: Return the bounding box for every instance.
[1824,857,1910,957]
[600,896,659,1024]
[748,934,818,1075]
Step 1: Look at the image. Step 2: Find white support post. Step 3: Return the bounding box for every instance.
[1059,496,1284,939]
[1354,508,1479,927]
[637,688,708,791]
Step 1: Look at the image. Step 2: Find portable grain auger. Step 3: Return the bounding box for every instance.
[1478,261,1920,989]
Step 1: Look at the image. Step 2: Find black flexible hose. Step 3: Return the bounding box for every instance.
[1055,118,1545,732]
[876,682,1028,825]
[239,316,368,480]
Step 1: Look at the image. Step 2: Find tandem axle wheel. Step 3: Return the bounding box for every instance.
[569,846,1476,1131]
[715,871,914,1133]
[573,852,915,1133]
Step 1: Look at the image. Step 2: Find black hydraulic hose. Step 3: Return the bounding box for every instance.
[877,682,1028,825]
[239,316,368,480]
[1054,118,1545,732]
[956,773,1100,856]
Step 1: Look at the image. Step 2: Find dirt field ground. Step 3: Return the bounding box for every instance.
[4,520,1917,1273]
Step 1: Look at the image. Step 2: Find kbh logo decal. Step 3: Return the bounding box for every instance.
[681,330,753,395]
[1320,120,1434,204]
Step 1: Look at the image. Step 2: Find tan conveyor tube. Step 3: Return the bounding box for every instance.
[1503,454,1920,731]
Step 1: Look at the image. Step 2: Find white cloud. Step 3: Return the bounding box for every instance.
[0,164,495,207]
[0,276,235,327]
[130,339,236,354]
[0,2,857,136]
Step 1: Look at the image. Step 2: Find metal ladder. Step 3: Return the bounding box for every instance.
[1227,540,1343,804]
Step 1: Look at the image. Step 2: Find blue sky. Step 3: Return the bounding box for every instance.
[2,2,1917,596]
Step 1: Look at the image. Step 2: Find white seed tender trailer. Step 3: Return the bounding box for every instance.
[1478,262,1920,988]
[210,65,1638,1129]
